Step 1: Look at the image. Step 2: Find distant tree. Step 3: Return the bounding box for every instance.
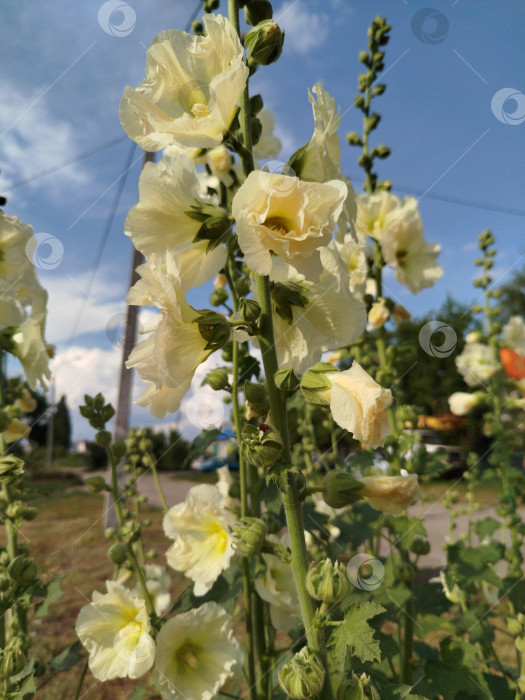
[53,395,71,450]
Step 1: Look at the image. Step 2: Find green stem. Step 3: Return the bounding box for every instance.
[73,660,89,700]
[151,460,169,513]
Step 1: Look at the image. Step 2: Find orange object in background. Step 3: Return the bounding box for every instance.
[500,348,525,380]
[416,414,467,431]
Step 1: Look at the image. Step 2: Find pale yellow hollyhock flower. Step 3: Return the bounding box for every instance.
[298,83,357,240]
[15,390,37,414]
[367,297,390,330]
[252,108,282,160]
[358,474,420,514]
[125,153,228,260]
[152,602,242,700]
[335,235,371,295]
[3,419,31,444]
[131,564,171,616]
[232,170,347,281]
[448,391,480,416]
[75,581,155,681]
[375,197,443,294]
[120,14,248,151]
[323,362,393,448]
[126,252,227,418]
[355,190,403,241]
[455,342,499,387]
[254,533,300,631]
[502,316,525,356]
[0,212,34,281]
[270,245,366,374]
[163,485,234,596]
[12,317,51,391]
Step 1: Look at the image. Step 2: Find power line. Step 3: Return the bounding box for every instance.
[4,135,128,191]
[66,141,138,347]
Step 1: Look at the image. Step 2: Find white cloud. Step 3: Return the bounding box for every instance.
[275,1,330,54]
[0,80,89,203]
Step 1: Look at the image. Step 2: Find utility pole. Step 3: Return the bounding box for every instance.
[104,150,153,528]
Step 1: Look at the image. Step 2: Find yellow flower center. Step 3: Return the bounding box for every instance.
[264,216,293,236]
[176,641,201,671]
[395,249,407,265]
[191,103,211,119]
[207,520,228,554]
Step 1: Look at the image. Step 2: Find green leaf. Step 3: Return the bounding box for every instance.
[48,641,84,672]
[127,686,148,700]
[474,517,500,540]
[483,672,513,700]
[34,576,65,619]
[329,601,385,668]
[447,541,504,589]
[333,502,380,549]
[425,658,493,699]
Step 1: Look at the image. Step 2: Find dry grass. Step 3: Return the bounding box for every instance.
[11,490,188,700]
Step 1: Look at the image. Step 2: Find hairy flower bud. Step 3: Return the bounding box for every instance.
[194,311,231,351]
[245,20,285,68]
[232,517,268,556]
[0,455,24,482]
[278,646,325,699]
[239,297,261,323]
[8,555,38,586]
[244,0,273,25]
[108,543,128,566]
[274,367,300,394]
[322,471,363,509]
[85,476,108,494]
[205,368,230,391]
[242,424,283,469]
[210,288,229,307]
[306,558,349,603]
[337,673,380,700]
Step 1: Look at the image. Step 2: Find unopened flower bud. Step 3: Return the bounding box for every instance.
[85,476,107,494]
[233,517,268,556]
[244,0,273,25]
[245,20,285,68]
[108,542,128,566]
[95,430,112,448]
[214,273,228,289]
[306,558,349,603]
[113,439,127,460]
[507,617,524,637]
[210,288,229,307]
[410,538,430,556]
[0,455,24,482]
[239,297,261,322]
[104,527,117,539]
[274,367,299,394]
[242,424,283,469]
[337,673,380,700]
[278,646,325,699]
[3,418,31,443]
[300,362,338,406]
[8,555,38,586]
[0,641,26,679]
[195,311,231,351]
[205,368,230,391]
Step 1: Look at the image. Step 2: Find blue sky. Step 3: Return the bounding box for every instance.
[2,0,524,440]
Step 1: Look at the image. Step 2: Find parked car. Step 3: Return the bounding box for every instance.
[192,456,240,472]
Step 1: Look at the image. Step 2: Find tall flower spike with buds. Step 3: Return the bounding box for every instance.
[120,14,248,151]
[163,485,235,596]
[126,252,230,418]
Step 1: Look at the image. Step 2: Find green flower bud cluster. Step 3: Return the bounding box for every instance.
[203,368,230,392]
[242,424,282,469]
[210,287,229,307]
[306,558,349,603]
[0,639,26,679]
[79,393,115,430]
[0,455,24,483]
[337,673,380,700]
[232,517,267,556]
[245,20,284,68]
[278,646,325,699]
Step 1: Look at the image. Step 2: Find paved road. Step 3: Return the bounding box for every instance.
[82,471,524,570]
